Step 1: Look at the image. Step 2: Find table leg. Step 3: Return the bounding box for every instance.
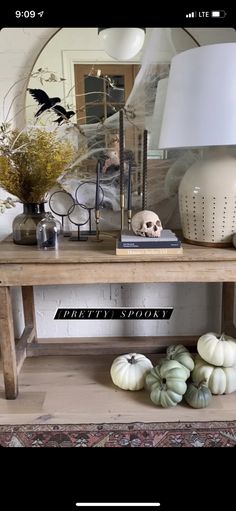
[22,286,37,340]
[221,282,236,337]
[0,287,18,399]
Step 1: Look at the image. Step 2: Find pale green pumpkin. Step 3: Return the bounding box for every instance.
[184,381,212,408]
[166,344,194,371]
[145,359,189,408]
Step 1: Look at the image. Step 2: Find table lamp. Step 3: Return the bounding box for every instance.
[159,43,236,246]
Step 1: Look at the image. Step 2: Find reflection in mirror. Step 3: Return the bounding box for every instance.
[27,28,197,127]
[26,28,231,231]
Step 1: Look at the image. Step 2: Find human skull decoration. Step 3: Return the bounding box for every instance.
[131,210,163,238]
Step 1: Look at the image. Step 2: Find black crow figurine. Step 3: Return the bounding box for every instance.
[52,105,75,125]
[27,88,61,117]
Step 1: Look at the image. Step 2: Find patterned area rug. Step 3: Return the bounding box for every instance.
[0,421,236,447]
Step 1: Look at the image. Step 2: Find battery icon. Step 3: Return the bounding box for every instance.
[211,10,227,17]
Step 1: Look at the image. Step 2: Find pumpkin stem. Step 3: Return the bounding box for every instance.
[197,379,208,388]
[218,332,226,341]
[166,345,175,359]
[128,355,136,364]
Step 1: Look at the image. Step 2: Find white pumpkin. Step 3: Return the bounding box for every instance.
[197,332,236,367]
[192,355,236,394]
[110,353,153,391]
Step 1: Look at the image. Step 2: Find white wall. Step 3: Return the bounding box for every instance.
[1,27,232,339]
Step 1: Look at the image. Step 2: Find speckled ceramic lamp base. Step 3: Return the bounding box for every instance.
[179,156,236,246]
[183,238,232,247]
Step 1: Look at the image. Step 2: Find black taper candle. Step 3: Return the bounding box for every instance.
[127,161,132,231]
[119,109,125,230]
[142,129,148,210]
[127,161,132,210]
[95,159,100,240]
[95,159,100,211]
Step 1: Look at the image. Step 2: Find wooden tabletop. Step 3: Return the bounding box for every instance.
[1,233,236,264]
[1,233,236,285]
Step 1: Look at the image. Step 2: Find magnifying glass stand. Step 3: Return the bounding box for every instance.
[69,226,88,242]
[68,203,89,241]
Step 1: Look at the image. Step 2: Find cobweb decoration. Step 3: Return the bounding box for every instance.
[58,29,177,160]
[57,28,201,229]
[125,28,176,129]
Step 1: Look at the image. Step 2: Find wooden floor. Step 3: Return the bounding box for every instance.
[0,354,236,425]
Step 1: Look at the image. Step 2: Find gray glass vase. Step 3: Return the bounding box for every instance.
[12,203,46,245]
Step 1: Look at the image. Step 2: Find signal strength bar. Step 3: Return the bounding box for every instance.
[186,12,196,17]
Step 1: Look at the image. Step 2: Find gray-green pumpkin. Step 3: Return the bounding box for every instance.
[184,381,212,408]
[166,344,194,372]
[145,359,189,408]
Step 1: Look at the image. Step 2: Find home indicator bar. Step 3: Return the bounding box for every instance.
[76,504,161,508]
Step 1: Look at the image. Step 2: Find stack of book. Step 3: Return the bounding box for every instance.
[116,230,183,255]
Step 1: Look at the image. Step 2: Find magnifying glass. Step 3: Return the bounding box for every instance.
[68,202,90,241]
[49,190,75,236]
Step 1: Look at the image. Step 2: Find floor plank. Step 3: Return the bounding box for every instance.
[0,355,236,425]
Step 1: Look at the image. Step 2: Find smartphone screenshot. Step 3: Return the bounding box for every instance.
[0,5,235,508]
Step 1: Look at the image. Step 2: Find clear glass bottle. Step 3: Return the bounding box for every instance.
[36,213,60,250]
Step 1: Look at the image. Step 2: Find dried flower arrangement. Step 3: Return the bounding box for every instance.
[0,67,78,209]
[0,126,74,204]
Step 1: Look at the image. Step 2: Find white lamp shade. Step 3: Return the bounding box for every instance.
[98,28,145,60]
[149,77,168,150]
[159,43,236,149]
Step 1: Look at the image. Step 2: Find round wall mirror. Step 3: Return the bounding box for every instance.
[26,28,236,230]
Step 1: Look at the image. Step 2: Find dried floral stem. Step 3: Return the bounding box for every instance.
[0,129,74,203]
[3,76,29,121]
[3,67,66,124]
[6,104,39,126]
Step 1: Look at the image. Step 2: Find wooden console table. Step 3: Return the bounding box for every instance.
[0,234,236,399]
